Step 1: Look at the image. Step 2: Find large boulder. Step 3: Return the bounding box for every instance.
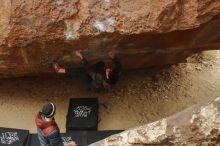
[89,96,220,146]
[1,0,220,77]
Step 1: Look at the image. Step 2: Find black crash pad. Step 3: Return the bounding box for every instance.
[86,130,123,145]
[0,127,29,146]
[66,98,99,131]
[29,131,86,146]
[29,130,123,146]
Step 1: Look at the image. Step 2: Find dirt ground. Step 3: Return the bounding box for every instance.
[0,50,220,133]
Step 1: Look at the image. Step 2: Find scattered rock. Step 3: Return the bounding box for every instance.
[195,66,202,71]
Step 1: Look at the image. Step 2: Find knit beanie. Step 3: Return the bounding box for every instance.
[42,103,56,118]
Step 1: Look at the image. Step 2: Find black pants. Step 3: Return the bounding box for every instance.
[66,61,105,91]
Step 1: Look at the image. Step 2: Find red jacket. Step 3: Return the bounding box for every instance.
[35,112,59,137]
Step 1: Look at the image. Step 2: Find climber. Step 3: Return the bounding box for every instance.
[35,102,76,146]
[53,50,122,93]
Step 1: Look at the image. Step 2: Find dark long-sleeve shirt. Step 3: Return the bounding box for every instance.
[81,59,105,91]
[82,58,122,85]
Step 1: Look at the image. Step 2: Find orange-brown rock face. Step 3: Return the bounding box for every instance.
[0,0,220,77]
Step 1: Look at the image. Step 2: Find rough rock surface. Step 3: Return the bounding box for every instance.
[90,96,220,146]
[1,0,220,77]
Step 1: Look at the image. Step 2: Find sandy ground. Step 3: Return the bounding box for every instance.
[0,50,220,133]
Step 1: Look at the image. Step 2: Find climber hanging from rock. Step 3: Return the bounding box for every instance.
[53,50,122,93]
